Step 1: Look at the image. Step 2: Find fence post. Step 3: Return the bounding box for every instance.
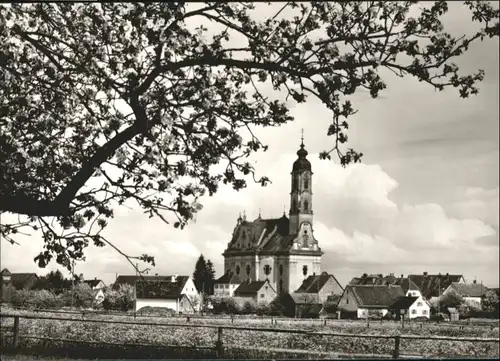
[13,316,20,348]
[216,327,224,358]
[393,335,400,359]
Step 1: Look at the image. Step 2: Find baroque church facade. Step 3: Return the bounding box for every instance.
[222,138,323,294]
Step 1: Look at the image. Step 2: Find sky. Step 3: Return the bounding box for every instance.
[1,2,499,288]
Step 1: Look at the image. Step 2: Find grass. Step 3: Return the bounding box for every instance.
[1,306,499,359]
[0,355,97,361]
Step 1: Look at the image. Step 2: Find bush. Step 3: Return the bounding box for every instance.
[30,289,63,309]
[211,297,240,314]
[8,288,63,309]
[10,289,33,308]
[241,300,257,315]
[255,303,271,316]
[102,284,133,311]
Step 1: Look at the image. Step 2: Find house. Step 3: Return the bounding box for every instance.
[94,289,105,305]
[443,282,488,307]
[337,285,405,319]
[115,274,200,310]
[1,269,39,290]
[319,294,342,319]
[349,273,422,298]
[408,272,465,299]
[295,272,343,303]
[447,307,459,321]
[214,271,242,298]
[233,280,277,305]
[280,292,322,318]
[83,278,106,291]
[390,295,431,320]
[135,280,195,314]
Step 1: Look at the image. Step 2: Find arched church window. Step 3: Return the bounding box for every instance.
[264,265,272,276]
[303,265,308,277]
[304,176,309,190]
[303,200,309,211]
[246,265,251,276]
[292,199,297,212]
[235,265,240,275]
[279,279,283,293]
[279,264,284,275]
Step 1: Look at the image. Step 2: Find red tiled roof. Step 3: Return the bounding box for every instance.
[136,279,185,299]
[114,275,188,290]
[390,296,419,310]
[296,272,342,293]
[215,271,242,284]
[408,274,463,298]
[234,280,274,297]
[450,283,488,298]
[349,285,405,307]
[9,273,38,290]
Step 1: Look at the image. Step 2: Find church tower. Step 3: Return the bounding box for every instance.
[289,131,313,237]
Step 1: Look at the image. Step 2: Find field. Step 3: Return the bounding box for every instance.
[1,306,499,359]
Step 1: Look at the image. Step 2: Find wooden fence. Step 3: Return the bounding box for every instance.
[1,312,499,359]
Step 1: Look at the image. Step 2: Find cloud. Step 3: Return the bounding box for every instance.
[2,151,498,288]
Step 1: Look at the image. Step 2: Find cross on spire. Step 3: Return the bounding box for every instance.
[300,128,304,146]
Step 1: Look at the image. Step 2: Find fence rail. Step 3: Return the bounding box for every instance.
[1,312,499,359]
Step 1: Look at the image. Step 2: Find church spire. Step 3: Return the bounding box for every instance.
[289,130,313,235]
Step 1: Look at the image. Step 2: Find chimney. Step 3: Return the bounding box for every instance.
[171,274,177,282]
[372,278,375,285]
[389,273,394,277]
[95,277,97,280]
[473,279,477,284]
[423,272,428,276]
[400,274,404,279]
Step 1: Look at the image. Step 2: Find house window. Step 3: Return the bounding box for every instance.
[346,298,349,304]
[417,302,423,306]
[302,265,308,277]
[411,309,417,314]
[260,293,264,298]
[279,265,284,275]
[265,286,268,290]
[422,310,428,315]
[246,265,251,276]
[215,284,218,289]
[225,284,228,289]
[180,302,183,307]
[303,200,309,212]
[304,177,309,190]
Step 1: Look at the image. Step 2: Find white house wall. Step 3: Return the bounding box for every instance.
[464,296,482,307]
[406,290,422,298]
[408,296,431,319]
[214,283,239,298]
[357,308,388,319]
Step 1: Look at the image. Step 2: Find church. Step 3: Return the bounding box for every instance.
[222,137,323,294]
